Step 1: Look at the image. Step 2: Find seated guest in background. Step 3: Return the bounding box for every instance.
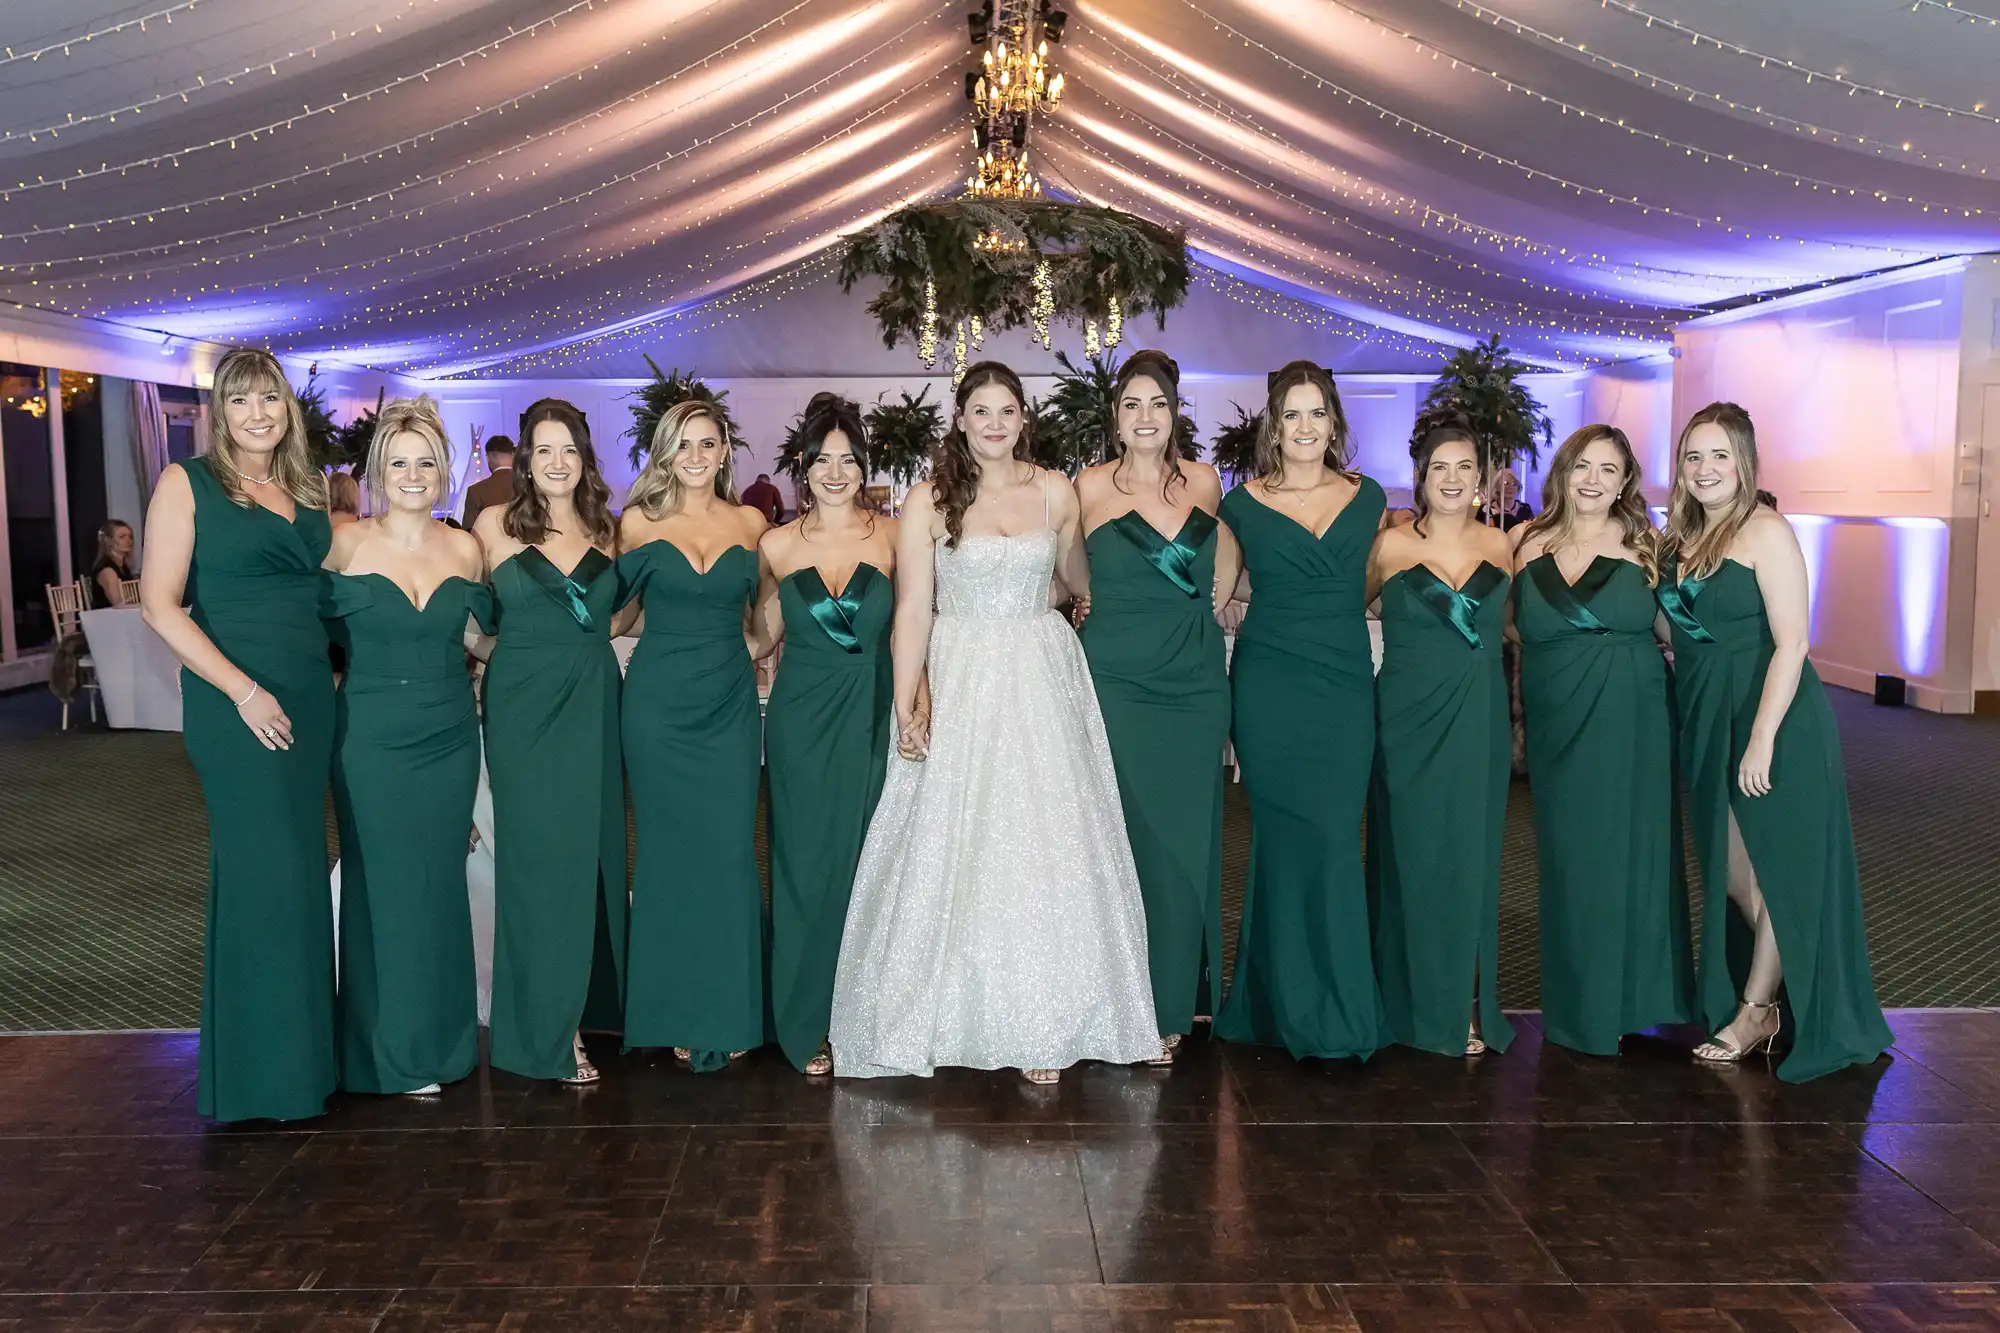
[1477,467,1535,531]
[90,520,137,606]
[329,469,362,526]
[742,470,785,524]
[323,395,489,1098]
[460,432,516,529]
[140,346,337,1123]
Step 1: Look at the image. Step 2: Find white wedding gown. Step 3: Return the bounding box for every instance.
[829,504,1161,1078]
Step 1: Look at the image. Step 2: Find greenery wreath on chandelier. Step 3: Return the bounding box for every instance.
[839,198,1189,370]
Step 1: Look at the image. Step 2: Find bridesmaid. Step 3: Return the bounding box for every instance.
[1213,360,1388,1062]
[323,396,490,1095]
[1658,402,1890,1080]
[1512,424,1694,1055]
[139,347,335,1122]
[618,400,769,1071]
[1076,350,1238,1061]
[1366,423,1516,1057]
[472,399,627,1084]
[753,394,899,1076]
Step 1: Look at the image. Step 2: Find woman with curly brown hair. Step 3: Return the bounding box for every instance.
[140,347,336,1122]
[828,361,1159,1084]
[1512,424,1694,1056]
[472,398,628,1085]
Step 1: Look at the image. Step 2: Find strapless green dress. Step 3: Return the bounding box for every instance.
[1369,562,1515,1057]
[325,573,492,1092]
[618,542,764,1069]
[179,456,336,1122]
[1516,555,1693,1054]
[766,562,895,1072]
[1658,558,1891,1081]
[483,547,628,1080]
[1079,510,1230,1037]
[1213,480,1387,1061]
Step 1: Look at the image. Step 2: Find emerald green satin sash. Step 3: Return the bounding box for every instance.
[1528,553,1621,634]
[1655,557,1715,643]
[1403,561,1505,649]
[518,546,611,631]
[796,562,879,653]
[1109,508,1216,598]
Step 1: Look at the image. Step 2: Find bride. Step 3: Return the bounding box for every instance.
[829,360,1162,1083]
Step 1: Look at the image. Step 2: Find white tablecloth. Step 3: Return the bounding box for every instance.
[79,606,184,731]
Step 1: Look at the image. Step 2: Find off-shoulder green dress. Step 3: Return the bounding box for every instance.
[1516,555,1693,1054]
[1658,557,1891,1081]
[1080,509,1230,1037]
[483,547,628,1080]
[766,562,895,1072]
[1368,562,1515,1057]
[618,542,764,1070]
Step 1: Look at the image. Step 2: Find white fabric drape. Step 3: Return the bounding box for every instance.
[129,380,170,502]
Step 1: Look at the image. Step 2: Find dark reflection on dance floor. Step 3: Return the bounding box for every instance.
[4,1012,2000,1329]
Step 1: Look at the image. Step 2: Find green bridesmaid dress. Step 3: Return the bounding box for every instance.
[1368,561,1515,1056]
[1080,509,1230,1037]
[1516,555,1693,1055]
[766,561,895,1072]
[325,572,493,1092]
[484,547,628,1080]
[619,542,763,1069]
[1658,558,1891,1081]
[1214,479,1388,1061]
[178,456,337,1123]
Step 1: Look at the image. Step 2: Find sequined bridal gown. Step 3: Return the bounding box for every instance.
[829,489,1161,1078]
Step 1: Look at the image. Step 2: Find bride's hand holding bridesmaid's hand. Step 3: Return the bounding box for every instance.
[897,705,930,761]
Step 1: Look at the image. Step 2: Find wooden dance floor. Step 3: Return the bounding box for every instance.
[4,1015,2000,1330]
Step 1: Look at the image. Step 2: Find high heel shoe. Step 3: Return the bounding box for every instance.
[804,1042,834,1077]
[1146,1034,1183,1067]
[1465,1024,1488,1057]
[559,1036,601,1085]
[1693,999,1782,1064]
[1021,1067,1061,1085]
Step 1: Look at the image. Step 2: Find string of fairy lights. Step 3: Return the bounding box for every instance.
[3,1,448,145]
[1445,0,1995,172]
[1067,42,1851,295]
[1169,1,1992,230]
[0,0,1990,376]
[0,2,205,64]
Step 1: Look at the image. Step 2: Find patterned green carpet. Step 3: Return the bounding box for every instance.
[0,684,1994,1031]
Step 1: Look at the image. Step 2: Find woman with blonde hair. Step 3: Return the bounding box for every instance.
[139,347,336,1122]
[473,398,627,1085]
[89,520,137,606]
[322,397,490,1095]
[617,399,769,1071]
[1657,402,1889,1080]
[1512,424,1693,1056]
[1212,360,1387,1063]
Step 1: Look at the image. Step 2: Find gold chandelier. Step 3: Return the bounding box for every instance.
[963,0,1068,199]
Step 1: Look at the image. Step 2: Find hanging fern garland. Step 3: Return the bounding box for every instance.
[840,199,1190,358]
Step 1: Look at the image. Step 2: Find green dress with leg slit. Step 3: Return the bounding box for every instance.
[1368,561,1515,1057]
[179,456,337,1123]
[1080,509,1230,1038]
[618,541,764,1069]
[1516,554,1693,1055]
[1213,479,1388,1061]
[483,546,628,1080]
[766,561,895,1072]
[1658,557,1891,1081]
[325,572,493,1093]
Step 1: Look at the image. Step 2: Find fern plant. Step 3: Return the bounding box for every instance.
[1209,403,1261,484]
[1409,335,1552,477]
[625,356,746,467]
[1032,350,1199,477]
[293,373,343,471]
[334,388,386,476]
[863,387,943,487]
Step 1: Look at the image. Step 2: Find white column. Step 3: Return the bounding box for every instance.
[47,368,73,585]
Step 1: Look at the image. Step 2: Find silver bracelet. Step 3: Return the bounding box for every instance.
[233,682,260,708]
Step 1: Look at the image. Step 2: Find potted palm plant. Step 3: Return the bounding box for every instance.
[626,356,747,467]
[1408,335,1552,508]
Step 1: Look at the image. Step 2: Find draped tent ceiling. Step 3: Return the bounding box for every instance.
[2,0,1997,379]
